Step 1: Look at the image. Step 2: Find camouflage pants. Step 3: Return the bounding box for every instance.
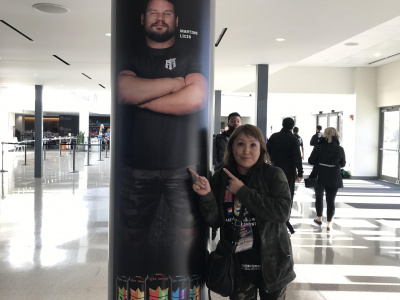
[230,282,287,300]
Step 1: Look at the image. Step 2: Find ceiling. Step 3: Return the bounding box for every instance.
[1,0,400,94]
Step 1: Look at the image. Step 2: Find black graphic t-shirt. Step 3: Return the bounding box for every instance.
[223,172,262,282]
[121,43,205,170]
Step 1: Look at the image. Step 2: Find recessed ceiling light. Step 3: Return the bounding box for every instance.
[374,53,381,57]
[33,74,38,77]
[33,3,70,14]
[105,33,111,37]
[344,42,359,46]
[276,38,285,42]
[245,64,252,67]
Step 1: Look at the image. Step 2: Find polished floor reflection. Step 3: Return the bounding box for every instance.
[0,149,109,299]
[0,150,399,299]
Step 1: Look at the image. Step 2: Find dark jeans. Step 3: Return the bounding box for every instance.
[231,261,288,300]
[284,172,296,233]
[286,173,295,201]
[230,279,287,300]
[119,164,202,275]
[314,185,339,222]
[120,164,201,229]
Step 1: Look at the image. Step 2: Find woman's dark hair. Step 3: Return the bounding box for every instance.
[223,124,270,169]
[228,112,241,122]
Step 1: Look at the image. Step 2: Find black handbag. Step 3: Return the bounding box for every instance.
[206,205,245,297]
[305,145,321,188]
[304,176,318,188]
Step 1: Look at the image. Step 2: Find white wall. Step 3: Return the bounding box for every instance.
[354,68,379,177]
[220,91,356,164]
[79,111,89,138]
[220,93,256,125]
[0,108,8,145]
[2,62,399,178]
[0,86,111,115]
[229,66,375,176]
[0,86,111,143]
[267,93,356,163]
[377,60,400,107]
[269,66,355,94]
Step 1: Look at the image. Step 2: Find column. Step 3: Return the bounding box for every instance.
[214,90,222,135]
[34,85,43,178]
[79,110,89,141]
[256,64,269,140]
[110,1,212,299]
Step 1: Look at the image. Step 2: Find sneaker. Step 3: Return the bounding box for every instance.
[313,218,322,226]
[327,227,331,232]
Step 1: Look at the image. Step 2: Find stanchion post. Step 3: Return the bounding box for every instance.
[59,137,62,157]
[98,139,103,161]
[43,139,47,161]
[105,140,108,158]
[1,142,8,173]
[69,137,72,155]
[70,140,78,173]
[23,140,28,166]
[85,136,92,166]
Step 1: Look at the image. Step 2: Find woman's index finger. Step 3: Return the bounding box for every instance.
[222,168,235,179]
[188,168,199,178]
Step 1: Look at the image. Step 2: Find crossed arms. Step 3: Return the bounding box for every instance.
[117,70,207,115]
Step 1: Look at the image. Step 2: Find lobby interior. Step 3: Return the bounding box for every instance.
[0,150,399,299]
[1,1,400,299]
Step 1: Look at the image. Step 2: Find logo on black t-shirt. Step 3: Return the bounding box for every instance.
[165,58,176,70]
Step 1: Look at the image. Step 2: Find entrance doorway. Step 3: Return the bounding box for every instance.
[316,111,343,139]
[379,107,400,184]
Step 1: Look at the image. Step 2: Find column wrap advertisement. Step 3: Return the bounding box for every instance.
[111,0,211,299]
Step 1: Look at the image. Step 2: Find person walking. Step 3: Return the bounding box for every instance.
[267,118,303,234]
[213,112,242,171]
[293,127,304,160]
[310,125,323,146]
[190,124,295,300]
[308,127,346,232]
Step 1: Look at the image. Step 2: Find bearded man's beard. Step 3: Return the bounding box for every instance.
[145,23,176,43]
[227,125,236,133]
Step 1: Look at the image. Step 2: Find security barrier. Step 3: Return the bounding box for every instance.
[1,136,109,174]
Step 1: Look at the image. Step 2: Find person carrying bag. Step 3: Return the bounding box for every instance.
[304,146,321,188]
[206,206,246,297]
[308,127,346,232]
[189,124,295,300]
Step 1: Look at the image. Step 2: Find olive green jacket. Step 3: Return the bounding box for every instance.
[199,163,296,292]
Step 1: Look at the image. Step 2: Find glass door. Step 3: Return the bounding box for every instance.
[379,107,400,184]
[317,114,327,129]
[316,112,343,140]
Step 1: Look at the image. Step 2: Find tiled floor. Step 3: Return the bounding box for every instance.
[0,150,399,299]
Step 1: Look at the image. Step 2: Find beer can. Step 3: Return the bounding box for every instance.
[189,274,201,300]
[171,275,189,300]
[129,276,146,300]
[146,274,171,300]
[116,275,129,300]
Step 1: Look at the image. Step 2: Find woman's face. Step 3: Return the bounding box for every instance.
[232,132,261,175]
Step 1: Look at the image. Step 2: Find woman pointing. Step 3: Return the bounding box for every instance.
[189,124,295,300]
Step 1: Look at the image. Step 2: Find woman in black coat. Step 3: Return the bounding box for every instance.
[308,127,346,231]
